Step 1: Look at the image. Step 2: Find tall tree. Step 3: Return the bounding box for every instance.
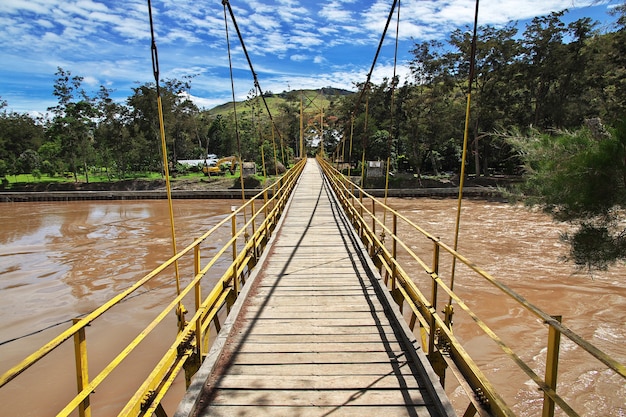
[47,67,97,182]
[521,11,569,128]
[94,86,134,178]
[403,40,463,176]
[0,109,45,176]
[449,24,523,175]
[127,78,200,172]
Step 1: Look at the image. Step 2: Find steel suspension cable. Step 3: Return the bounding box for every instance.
[347,116,355,178]
[339,0,398,200]
[269,121,279,176]
[383,0,401,228]
[349,0,399,122]
[255,88,279,175]
[222,0,286,167]
[253,93,271,180]
[448,0,480,321]
[223,2,246,202]
[299,92,304,158]
[147,0,184,324]
[360,92,370,189]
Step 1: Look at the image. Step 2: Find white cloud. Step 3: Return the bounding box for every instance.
[0,0,616,114]
[291,54,309,62]
[82,75,99,86]
[0,0,52,14]
[319,2,353,22]
[290,30,324,48]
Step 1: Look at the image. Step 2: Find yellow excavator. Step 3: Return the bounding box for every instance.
[202,156,238,176]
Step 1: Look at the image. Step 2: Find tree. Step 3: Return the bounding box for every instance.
[205,115,232,157]
[17,149,41,175]
[520,12,572,128]
[403,41,463,176]
[449,24,523,175]
[507,119,626,270]
[0,159,7,178]
[47,68,97,182]
[127,78,200,172]
[37,138,63,177]
[0,109,45,172]
[94,86,134,178]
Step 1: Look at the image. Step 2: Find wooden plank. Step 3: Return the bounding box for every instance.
[210,374,425,389]
[252,289,379,297]
[220,362,420,377]
[239,333,399,344]
[234,341,409,353]
[239,311,386,320]
[233,323,401,336]
[235,318,399,327]
[206,387,430,407]
[255,278,375,286]
[242,303,385,313]
[255,275,375,284]
[227,351,413,365]
[248,291,380,299]
[189,405,435,417]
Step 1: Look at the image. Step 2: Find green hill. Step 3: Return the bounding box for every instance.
[207,88,353,117]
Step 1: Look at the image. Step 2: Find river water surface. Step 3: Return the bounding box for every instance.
[0,198,624,416]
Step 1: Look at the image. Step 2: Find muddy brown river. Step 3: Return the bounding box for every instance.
[0,198,624,416]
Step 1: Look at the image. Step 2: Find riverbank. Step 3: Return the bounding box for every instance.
[0,177,266,201]
[0,187,504,202]
[0,175,512,202]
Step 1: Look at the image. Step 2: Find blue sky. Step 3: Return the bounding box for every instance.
[0,0,620,116]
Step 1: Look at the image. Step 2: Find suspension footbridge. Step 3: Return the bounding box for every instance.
[1,158,624,417]
[1,0,625,414]
[174,160,454,417]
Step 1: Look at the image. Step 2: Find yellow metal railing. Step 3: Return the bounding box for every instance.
[0,158,306,417]
[318,156,626,417]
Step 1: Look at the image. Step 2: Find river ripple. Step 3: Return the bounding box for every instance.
[386,197,625,416]
[0,198,624,416]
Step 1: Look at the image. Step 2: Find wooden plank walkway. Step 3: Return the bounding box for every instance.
[175,159,455,417]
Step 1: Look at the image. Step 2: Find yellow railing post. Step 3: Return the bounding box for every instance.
[391,213,398,292]
[231,206,237,263]
[72,318,90,417]
[434,239,453,329]
[429,242,440,357]
[372,199,376,235]
[542,315,562,417]
[392,213,397,259]
[431,239,440,278]
[430,240,439,310]
[231,206,239,295]
[359,189,364,219]
[194,243,204,359]
[251,199,257,236]
[263,189,270,241]
[251,199,258,259]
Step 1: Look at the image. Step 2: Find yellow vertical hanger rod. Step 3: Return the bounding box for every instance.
[147,1,183,313]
